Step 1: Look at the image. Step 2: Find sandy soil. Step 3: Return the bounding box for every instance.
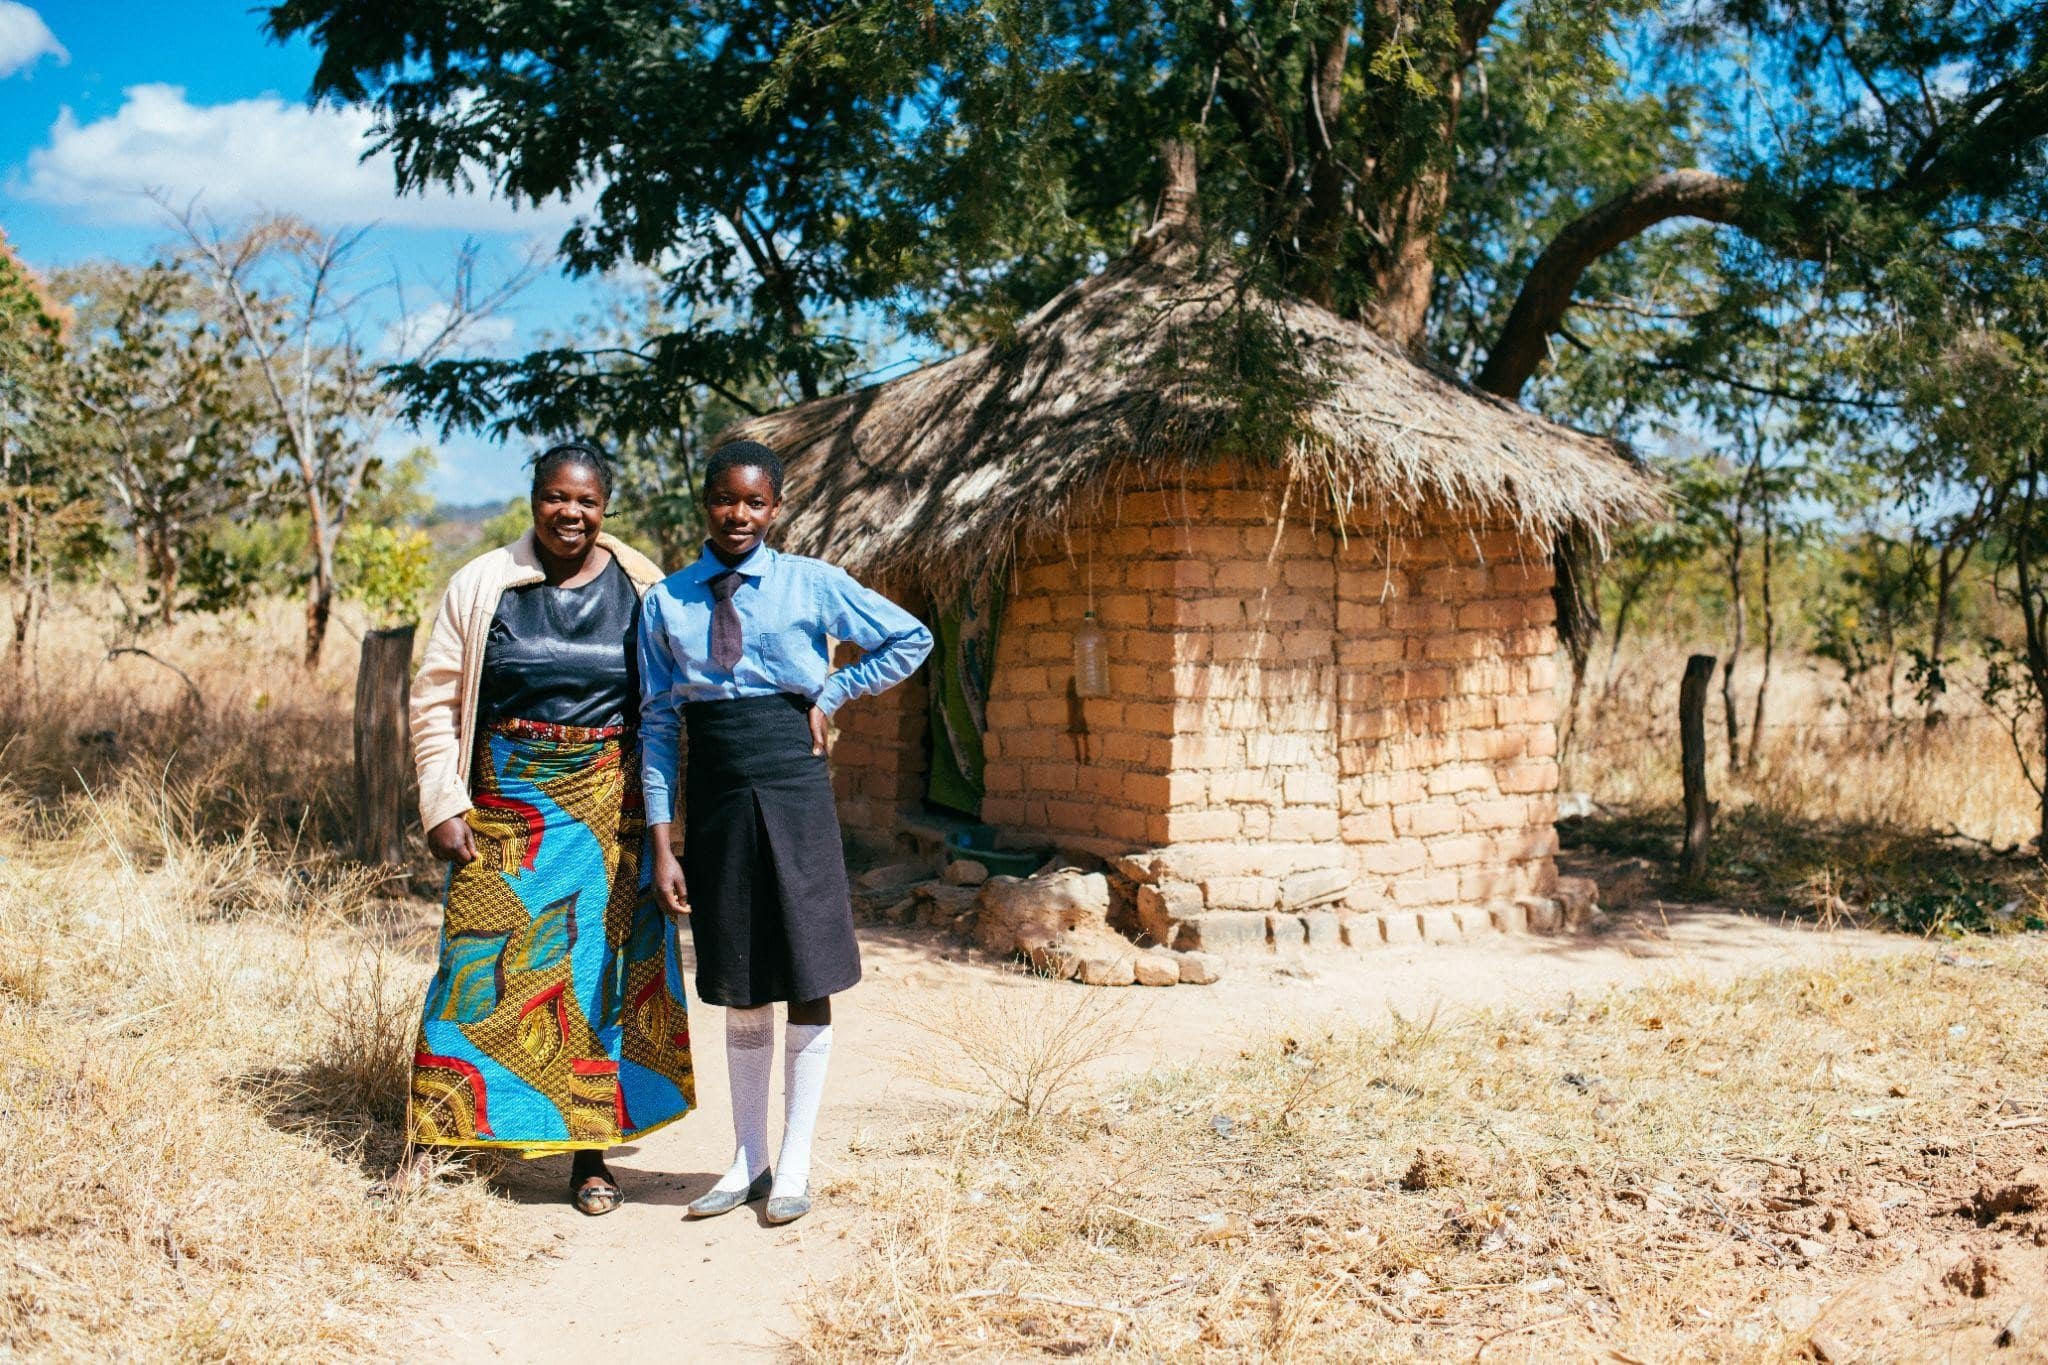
[396,905,1914,1362]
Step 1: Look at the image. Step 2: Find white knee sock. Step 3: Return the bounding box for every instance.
[773,1022,833,1199]
[712,1005,775,1194]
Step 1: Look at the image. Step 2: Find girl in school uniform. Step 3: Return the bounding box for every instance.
[637,440,932,1225]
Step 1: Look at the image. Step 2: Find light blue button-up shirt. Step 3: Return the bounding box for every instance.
[637,544,934,825]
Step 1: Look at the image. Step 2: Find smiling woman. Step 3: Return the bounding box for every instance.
[404,439,694,1216]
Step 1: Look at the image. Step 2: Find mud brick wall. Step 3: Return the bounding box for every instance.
[975,461,1561,917]
[976,516,1183,852]
[828,580,932,853]
[1330,514,1562,913]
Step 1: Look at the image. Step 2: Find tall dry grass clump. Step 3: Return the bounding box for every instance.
[803,943,2048,1360]
[0,593,534,1360]
[883,967,1148,1121]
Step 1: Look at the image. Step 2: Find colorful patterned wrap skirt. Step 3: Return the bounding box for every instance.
[408,718,695,1152]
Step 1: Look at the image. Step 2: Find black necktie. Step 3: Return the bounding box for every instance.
[708,570,743,672]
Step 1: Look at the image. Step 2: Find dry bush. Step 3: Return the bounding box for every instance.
[803,942,2048,1360]
[883,968,1148,1122]
[0,592,532,1361]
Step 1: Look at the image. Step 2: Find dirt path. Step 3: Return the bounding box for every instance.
[400,906,1912,1361]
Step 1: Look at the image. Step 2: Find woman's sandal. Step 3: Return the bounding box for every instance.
[571,1168,623,1216]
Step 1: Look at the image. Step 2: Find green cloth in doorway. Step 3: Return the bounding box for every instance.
[925,571,1005,816]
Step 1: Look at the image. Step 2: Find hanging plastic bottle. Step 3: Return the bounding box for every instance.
[1073,610,1110,698]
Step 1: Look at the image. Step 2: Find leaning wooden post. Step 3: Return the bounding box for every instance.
[1679,653,1717,881]
[353,625,416,865]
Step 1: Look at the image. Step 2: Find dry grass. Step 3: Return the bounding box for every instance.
[0,593,533,1361]
[1567,641,2038,849]
[880,966,1148,1121]
[1559,641,2046,935]
[801,942,2048,1360]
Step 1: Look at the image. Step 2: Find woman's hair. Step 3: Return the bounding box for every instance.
[531,439,614,502]
[703,440,784,499]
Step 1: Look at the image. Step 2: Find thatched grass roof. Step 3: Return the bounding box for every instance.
[720,223,1659,590]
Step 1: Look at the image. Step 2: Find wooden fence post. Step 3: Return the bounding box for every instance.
[1679,652,1717,881]
[353,624,415,866]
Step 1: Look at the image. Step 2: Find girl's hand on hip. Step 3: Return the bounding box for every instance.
[652,845,691,918]
[427,815,477,865]
[808,704,830,757]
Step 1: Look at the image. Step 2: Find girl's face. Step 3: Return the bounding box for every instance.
[704,464,782,560]
[531,461,607,560]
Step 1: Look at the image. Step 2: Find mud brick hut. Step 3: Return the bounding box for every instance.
[720,174,1657,952]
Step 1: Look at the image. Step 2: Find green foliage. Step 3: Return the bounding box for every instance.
[167,541,266,618]
[352,445,436,530]
[1,235,111,609]
[1868,873,2046,938]
[57,259,269,624]
[1564,805,2046,928]
[337,525,435,629]
[477,500,529,551]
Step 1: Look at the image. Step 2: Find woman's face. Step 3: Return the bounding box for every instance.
[531,461,607,560]
[704,464,782,560]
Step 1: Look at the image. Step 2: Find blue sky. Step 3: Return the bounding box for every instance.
[0,1,607,504]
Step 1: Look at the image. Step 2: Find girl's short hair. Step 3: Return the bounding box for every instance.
[532,439,614,502]
[703,440,785,499]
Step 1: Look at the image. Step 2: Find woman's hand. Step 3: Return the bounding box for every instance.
[427,815,478,865]
[808,704,830,757]
[649,826,690,918]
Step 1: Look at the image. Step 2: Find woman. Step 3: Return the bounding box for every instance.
[639,440,931,1226]
[407,440,693,1215]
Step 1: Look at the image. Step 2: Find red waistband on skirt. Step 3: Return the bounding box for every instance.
[484,717,630,744]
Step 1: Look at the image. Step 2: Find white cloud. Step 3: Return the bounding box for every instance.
[0,2,65,77]
[16,83,593,233]
[378,302,518,360]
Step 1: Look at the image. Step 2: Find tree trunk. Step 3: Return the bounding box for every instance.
[305,577,334,670]
[2014,449,2048,852]
[353,624,415,865]
[1370,167,1454,352]
[1721,534,1746,770]
[1744,508,1775,771]
[304,510,337,668]
[1601,571,1652,705]
[1680,653,1717,882]
[1295,4,1355,309]
[153,530,179,628]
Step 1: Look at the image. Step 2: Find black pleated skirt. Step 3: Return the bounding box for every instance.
[683,693,859,1008]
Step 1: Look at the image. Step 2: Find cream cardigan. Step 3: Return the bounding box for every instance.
[409,530,665,833]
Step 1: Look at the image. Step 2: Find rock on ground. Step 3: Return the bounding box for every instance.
[973,870,1111,957]
[1134,951,1179,987]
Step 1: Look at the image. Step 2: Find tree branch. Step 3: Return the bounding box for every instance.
[1476,170,1776,398]
[1478,57,2048,400]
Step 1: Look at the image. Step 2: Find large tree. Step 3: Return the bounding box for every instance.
[170,209,530,665]
[62,261,265,628]
[0,231,97,659]
[269,0,2047,434]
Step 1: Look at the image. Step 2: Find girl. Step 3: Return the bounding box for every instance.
[638,440,932,1225]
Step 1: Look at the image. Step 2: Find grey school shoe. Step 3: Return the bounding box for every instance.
[763,1188,811,1225]
[687,1169,771,1218]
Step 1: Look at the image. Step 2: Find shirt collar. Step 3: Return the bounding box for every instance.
[684,543,775,584]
